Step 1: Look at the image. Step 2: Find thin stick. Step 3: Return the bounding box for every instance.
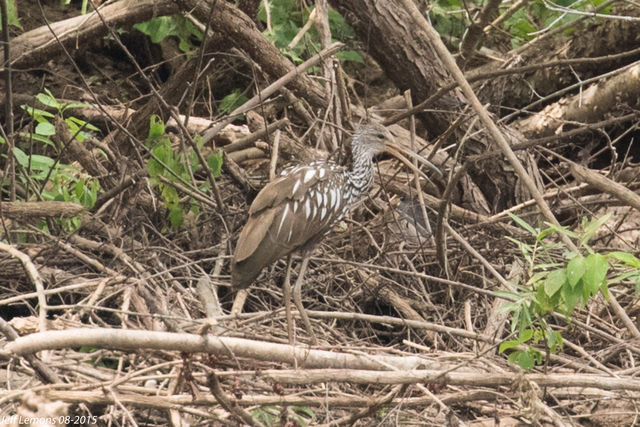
[0,242,48,333]
[201,42,343,145]
[398,0,573,250]
[207,372,260,426]
[269,130,281,182]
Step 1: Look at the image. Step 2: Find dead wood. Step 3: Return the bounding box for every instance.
[2,1,640,425]
[0,201,84,219]
[474,5,640,111]
[2,0,178,71]
[518,62,640,137]
[570,161,640,212]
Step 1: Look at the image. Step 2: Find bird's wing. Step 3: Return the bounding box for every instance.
[248,163,333,215]
[232,163,346,285]
[233,207,278,263]
[268,176,347,250]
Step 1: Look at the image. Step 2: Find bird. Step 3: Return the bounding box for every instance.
[231,123,440,344]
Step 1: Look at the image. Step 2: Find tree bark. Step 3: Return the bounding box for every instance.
[330,0,460,138]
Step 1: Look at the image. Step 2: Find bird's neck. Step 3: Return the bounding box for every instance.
[346,143,375,194]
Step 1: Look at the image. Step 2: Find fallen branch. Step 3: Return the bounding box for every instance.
[5,328,423,370]
[570,162,640,212]
[0,201,84,219]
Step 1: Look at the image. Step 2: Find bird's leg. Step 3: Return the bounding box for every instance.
[283,255,294,344]
[293,256,318,345]
[230,289,249,316]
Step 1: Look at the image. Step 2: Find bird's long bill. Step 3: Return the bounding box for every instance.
[385,143,442,179]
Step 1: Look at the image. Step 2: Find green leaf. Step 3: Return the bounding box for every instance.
[546,331,563,353]
[634,275,640,294]
[207,151,223,177]
[135,15,201,52]
[148,114,165,141]
[608,251,640,268]
[608,270,639,285]
[561,280,583,313]
[36,89,61,110]
[581,214,610,246]
[583,253,608,296]
[328,9,355,38]
[566,255,586,288]
[169,205,184,228]
[544,269,566,297]
[0,0,22,30]
[152,142,172,167]
[75,179,99,208]
[13,147,29,168]
[336,50,363,63]
[219,90,248,114]
[508,350,535,371]
[508,212,537,235]
[21,105,56,119]
[35,121,56,136]
[64,102,93,110]
[19,131,56,148]
[29,154,56,171]
[66,116,100,132]
[535,284,555,314]
[499,339,521,353]
[601,281,610,301]
[293,405,315,418]
[134,16,176,43]
[519,328,534,342]
[539,222,579,240]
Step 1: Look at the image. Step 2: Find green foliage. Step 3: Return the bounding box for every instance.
[429,0,613,50]
[0,0,22,30]
[498,213,640,370]
[503,0,613,48]
[11,90,101,231]
[13,147,99,208]
[258,0,362,64]
[145,115,222,229]
[134,15,203,53]
[60,0,89,14]
[428,0,468,48]
[218,89,249,114]
[12,145,99,231]
[251,405,314,426]
[21,89,98,148]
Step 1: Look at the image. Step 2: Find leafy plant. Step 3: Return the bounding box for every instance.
[428,0,612,50]
[134,15,203,53]
[0,0,22,30]
[60,0,89,15]
[258,0,362,64]
[497,213,640,370]
[218,89,249,114]
[251,405,314,426]
[21,89,99,148]
[10,90,101,232]
[145,115,222,229]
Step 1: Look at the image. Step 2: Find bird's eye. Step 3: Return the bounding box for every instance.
[376,133,385,139]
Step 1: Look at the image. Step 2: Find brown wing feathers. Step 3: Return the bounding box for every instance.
[231,164,343,288]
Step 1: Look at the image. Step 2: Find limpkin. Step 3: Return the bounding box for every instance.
[231,123,440,344]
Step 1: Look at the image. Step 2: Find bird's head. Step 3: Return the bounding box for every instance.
[352,123,396,158]
[353,123,442,177]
